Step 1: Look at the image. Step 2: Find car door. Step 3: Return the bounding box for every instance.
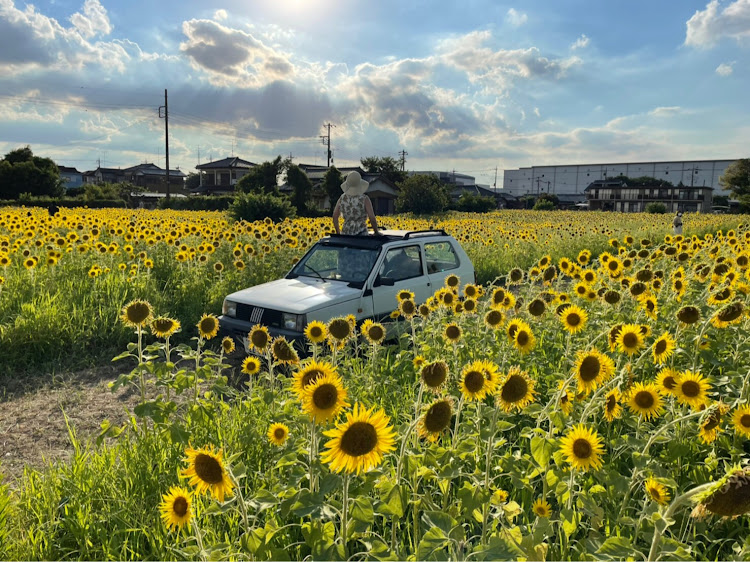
[424,240,465,290]
[370,244,431,319]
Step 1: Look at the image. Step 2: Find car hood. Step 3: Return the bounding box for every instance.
[226,277,362,314]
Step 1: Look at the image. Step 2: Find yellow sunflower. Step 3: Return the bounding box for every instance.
[242,356,262,376]
[301,372,349,423]
[616,324,645,356]
[304,321,328,343]
[120,299,153,328]
[420,361,449,392]
[321,403,397,474]
[182,445,234,502]
[267,423,290,446]
[711,302,745,329]
[398,298,417,319]
[655,367,680,395]
[559,304,588,334]
[645,477,670,506]
[559,424,605,471]
[151,316,181,338]
[513,323,536,354]
[676,305,701,326]
[292,360,337,398]
[159,486,192,531]
[532,497,551,518]
[573,349,615,395]
[652,332,676,364]
[361,319,386,345]
[627,382,664,421]
[674,370,711,410]
[248,325,271,352]
[732,406,750,436]
[396,289,415,301]
[271,336,299,364]
[497,366,535,412]
[221,337,235,354]
[603,388,622,422]
[327,317,353,342]
[418,398,454,442]
[197,314,219,340]
[699,406,726,444]
[460,361,493,401]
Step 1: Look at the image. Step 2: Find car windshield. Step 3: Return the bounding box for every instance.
[290,243,380,284]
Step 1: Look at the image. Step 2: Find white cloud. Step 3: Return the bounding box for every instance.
[648,106,682,117]
[69,0,111,39]
[685,0,750,47]
[214,9,228,21]
[570,34,589,50]
[716,61,734,75]
[505,8,528,27]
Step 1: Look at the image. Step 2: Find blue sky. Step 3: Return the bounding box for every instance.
[0,0,747,187]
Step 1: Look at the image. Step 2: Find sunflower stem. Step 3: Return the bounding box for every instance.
[341,473,350,558]
[229,470,251,534]
[480,403,500,545]
[192,518,208,562]
[194,337,202,404]
[452,396,465,449]
[309,418,317,493]
[391,416,422,553]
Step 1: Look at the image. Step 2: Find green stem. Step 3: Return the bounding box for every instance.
[341,474,350,558]
[481,404,500,545]
[309,418,317,493]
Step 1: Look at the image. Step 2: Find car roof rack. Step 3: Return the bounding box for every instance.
[403,229,448,239]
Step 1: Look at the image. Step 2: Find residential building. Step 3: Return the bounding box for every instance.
[194,157,256,194]
[82,166,125,184]
[503,159,738,198]
[123,163,186,192]
[584,179,712,213]
[58,165,83,189]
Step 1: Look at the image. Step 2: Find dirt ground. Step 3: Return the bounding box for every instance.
[0,364,143,488]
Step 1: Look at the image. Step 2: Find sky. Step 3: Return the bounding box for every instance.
[0,0,748,187]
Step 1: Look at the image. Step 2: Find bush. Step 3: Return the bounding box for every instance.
[229,191,296,223]
[533,199,555,211]
[158,196,234,211]
[645,202,667,214]
[451,193,497,213]
[0,197,127,209]
[395,174,450,214]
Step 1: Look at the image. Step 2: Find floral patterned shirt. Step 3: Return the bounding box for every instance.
[337,193,369,235]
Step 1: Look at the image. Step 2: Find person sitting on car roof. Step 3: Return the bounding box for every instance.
[333,171,381,236]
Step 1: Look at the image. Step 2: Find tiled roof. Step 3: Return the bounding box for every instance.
[196,157,255,170]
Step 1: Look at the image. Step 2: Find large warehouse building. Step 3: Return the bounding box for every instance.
[502,159,738,198]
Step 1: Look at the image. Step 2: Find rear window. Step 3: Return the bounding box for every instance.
[425,241,459,273]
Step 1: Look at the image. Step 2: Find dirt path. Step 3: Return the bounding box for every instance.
[0,364,142,488]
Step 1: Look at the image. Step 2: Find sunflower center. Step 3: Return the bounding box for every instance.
[678,307,700,324]
[251,331,269,348]
[719,304,743,322]
[446,325,461,340]
[401,301,416,315]
[339,422,378,457]
[622,333,639,349]
[606,394,617,412]
[329,319,351,340]
[273,340,296,361]
[173,496,188,517]
[154,319,175,333]
[516,331,529,346]
[464,370,485,393]
[579,356,601,382]
[572,438,592,459]
[703,415,720,432]
[274,428,286,440]
[634,390,654,409]
[423,401,452,432]
[486,310,503,326]
[493,290,506,305]
[741,415,750,428]
[662,376,676,390]
[312,383,339,410]
[608,261,619,271]
[501,375,528,403]
[681,380,700,398]
[655,340,667,354]
[194,453,224,484]
[705,471,750,517]
[302,369,323,388]
[309,326,323,338]
[422,362,448,388]
[368,325,385,340]
[566,313,581,327]
[199,318,218,334]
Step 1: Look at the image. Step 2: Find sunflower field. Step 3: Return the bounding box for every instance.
[2,207,750,560]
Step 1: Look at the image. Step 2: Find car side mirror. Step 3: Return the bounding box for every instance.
[374,274,394,287]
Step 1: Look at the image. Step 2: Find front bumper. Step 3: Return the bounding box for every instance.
[218,315,306,354]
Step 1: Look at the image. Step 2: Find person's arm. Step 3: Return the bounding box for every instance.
[332,199,341,234]
[364,197,380,235]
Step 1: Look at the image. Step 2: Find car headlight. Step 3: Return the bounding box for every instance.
[222,300,237,318]
[282,312,306,332]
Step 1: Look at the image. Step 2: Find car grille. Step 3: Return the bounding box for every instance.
[236,303,283,329]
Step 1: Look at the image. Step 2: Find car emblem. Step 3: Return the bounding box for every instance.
[249,307,264,324]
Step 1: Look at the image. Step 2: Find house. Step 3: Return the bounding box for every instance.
[293,164,400,215]
[194,157,256,194]
[58,166,83,189]
[584,179,713,212]
[82,167,125,184]
[123,163,186,192]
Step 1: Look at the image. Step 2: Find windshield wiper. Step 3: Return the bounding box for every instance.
[304,263,327,283]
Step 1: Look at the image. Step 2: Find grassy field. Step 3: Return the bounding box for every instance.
[1,207,750,560]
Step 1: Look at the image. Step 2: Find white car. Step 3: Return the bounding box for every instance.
[219,229,475,351]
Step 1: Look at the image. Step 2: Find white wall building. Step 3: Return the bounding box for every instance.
[502,159,738,198]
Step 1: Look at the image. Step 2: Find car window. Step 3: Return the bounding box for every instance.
[293,245,378,283]
[424,241,459,273]
[380,245,423,281]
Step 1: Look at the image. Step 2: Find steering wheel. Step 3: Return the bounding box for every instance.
[384,268,398,278]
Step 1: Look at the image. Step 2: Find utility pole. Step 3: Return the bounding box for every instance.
[536,177,542,196]
[493,167,498,190]
[398,149,408,171]
[320,123,334,167]
[159,89,170,202]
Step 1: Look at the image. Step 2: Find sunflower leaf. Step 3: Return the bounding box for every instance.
[416,526,449,561]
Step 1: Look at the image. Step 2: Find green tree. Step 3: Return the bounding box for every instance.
[395,174,450,214]
[286,164,313,213]
[185,172,201,190]
[360,156,407,184]
[235,156,288,195]
[0,146,63,199]
[229,191,296,223]
[645,202,667,214]
[719,159,750,210]
[322,166,344,209]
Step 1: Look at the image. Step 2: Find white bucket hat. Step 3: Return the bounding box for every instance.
[341,171,369,196]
